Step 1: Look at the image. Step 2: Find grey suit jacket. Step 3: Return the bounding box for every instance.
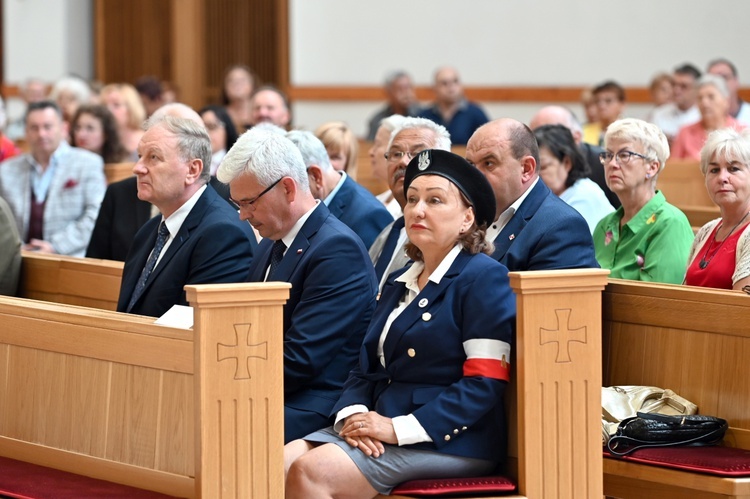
[0,142,106,256]
[0,196,21,296]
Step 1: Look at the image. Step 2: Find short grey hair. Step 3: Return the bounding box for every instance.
[378,114,407,134]
[217,129,310,191]
[286,130,332,172]
[145,114,211,183]
[700,128,750,175]
[387,117,452,152]
[605,118,670,173]
[698,74,730,99]
[49,76,91,106]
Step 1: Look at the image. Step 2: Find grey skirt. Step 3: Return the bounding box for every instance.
[303,427,496,495]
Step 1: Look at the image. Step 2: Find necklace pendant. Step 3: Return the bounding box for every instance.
[699,259,708,269]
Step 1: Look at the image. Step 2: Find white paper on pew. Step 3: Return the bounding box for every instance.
[154,305,194,329]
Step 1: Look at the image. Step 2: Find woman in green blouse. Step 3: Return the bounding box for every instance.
[593,118,694,283]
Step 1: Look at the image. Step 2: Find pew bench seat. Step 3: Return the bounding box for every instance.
[387,475,518,498]
[0,456,185,499]
[603,448,750,499]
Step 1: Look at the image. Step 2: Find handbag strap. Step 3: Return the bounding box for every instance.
[606,422,728,456]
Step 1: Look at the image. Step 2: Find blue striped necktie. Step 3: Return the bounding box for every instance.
[127,221,169,312]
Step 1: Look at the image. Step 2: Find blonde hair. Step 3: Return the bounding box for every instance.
[315,121,359,179]
[101,83,146,130]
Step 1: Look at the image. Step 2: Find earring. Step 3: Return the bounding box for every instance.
[645,174,651,179]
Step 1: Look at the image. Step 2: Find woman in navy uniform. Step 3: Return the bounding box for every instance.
[284,149,516,497]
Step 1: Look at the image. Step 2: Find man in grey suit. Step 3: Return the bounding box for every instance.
[368,117,451,291]
[0,101,105,256]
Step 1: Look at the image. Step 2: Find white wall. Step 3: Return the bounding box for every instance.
[290,0,750,135]
[3,1,747,136]
[4,0,93,83]
[290,0,750,86]
[3,0,93,121]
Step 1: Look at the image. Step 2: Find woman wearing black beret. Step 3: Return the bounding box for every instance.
[284,149,516,497]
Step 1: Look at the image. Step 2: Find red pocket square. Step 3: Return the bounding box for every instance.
[63,178,79,189]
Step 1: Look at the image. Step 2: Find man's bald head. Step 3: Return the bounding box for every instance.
[149,102,204,127]
[529,105,582,144]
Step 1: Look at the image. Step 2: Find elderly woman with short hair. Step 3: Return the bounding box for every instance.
[684,128,750,289]
[672,74,745,160]
[594,118,694,284]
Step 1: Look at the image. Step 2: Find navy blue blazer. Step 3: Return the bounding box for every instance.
[327,175,393,249]
[117,184,257,317]
[247,202,378,419]
[492,180,598,271]
[87,176,234,261]
[333,251,515,462]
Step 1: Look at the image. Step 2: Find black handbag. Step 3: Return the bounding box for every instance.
[606,411,728,456]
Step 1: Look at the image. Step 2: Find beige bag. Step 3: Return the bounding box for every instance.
[602,386,698,444]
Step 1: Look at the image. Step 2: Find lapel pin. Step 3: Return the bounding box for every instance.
[509,234,515,240]
[296,249,303,254]
[422,312,432,321]
[418,298,428,308]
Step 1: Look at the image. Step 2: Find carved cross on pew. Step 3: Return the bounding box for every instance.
[539,308,586,363]
[217,323,268,379]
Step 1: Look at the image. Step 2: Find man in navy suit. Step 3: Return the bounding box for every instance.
[117,114,256,317]
[286,130,392,249]
[217,129,378,443]
[465,118,598,270]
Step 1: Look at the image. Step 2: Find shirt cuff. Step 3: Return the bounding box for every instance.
[333,404,369,432]
[392,414,433,445]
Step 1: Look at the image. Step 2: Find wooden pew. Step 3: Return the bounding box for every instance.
[18,251,123,310]
[0,282,291,498]
[602,279,750,499]
[680,204,720,231]
[10,253,609,498]
[657,160,714,208]
[105,162,135,184]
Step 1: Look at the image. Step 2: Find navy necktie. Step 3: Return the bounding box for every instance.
[267,240,286,280]
[374,216,405,282]
[127,221,169,312]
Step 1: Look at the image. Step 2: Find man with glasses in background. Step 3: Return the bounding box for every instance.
[116,110,256,317]
[368,117,451,292]
[465,118,597,270]
[218,128,377,443]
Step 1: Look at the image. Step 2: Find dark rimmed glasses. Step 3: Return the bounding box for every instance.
[230,177,283,210]
[599,150,651,166]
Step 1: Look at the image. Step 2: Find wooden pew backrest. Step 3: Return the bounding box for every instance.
[19,252,123,310]
[0,282,291,498]
[105,162,135,185]
[657,160,714,208]
[603,279,750,498]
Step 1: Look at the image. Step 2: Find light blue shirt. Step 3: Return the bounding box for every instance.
[560,178,615,234]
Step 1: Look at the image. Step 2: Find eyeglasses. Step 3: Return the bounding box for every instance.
[385,149,422,163]
[204,121,224,131]
[230,177,282,209]
[599,150,651,166]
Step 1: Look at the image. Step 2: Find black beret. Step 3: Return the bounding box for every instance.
[403,149,496,228]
